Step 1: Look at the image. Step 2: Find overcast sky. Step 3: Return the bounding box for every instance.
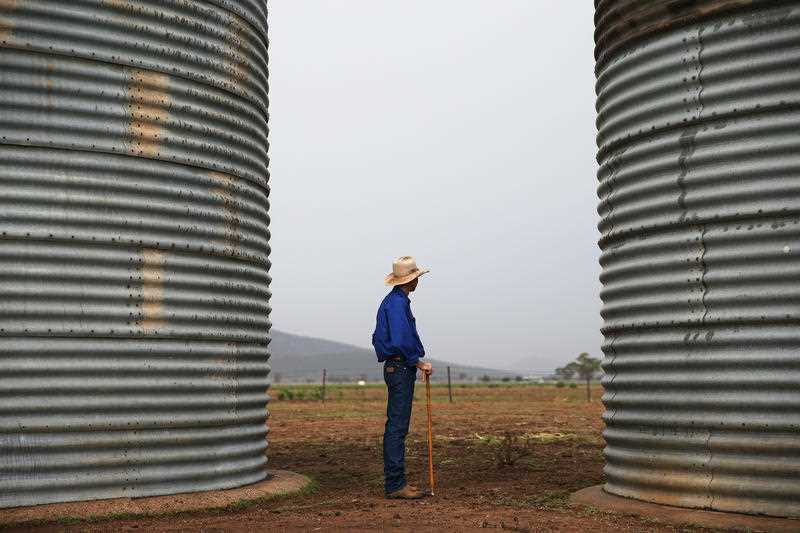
[268,1,600,373]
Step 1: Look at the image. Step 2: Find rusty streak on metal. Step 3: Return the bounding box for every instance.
[0,0,15,44]
[140,248,167,333]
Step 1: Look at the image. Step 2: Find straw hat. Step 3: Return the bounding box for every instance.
[384,256,430,286]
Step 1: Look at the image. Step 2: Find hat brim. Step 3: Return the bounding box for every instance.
[384,269,429,286]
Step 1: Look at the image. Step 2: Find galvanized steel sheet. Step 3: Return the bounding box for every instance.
[0,41,269,189]
[596,1,800,518]
[0,1,269,116]
[0,0,270,507]
[0,338,269,507]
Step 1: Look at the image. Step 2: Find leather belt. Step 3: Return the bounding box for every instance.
[386,356,403,362]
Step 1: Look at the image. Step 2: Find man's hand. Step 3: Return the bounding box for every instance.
[416,361,433,375]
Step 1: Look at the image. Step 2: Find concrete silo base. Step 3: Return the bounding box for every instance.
[571,485,800,533]
[0,470,311,528]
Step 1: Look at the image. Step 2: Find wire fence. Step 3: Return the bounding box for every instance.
[269,366,594,403]
[269,365,558,384]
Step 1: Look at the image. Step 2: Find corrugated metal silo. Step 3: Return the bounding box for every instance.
[595,0,800,518]
[0,1,271,507]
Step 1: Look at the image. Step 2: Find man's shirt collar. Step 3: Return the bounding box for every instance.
[391,285,409,301]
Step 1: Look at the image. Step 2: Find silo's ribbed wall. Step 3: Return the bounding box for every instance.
[595,0,800,518]
[0,1,271,507]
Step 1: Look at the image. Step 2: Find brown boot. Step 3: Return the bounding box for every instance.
[386,484,424,499]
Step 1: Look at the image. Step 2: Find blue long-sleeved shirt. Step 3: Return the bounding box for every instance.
[372,286,425,367]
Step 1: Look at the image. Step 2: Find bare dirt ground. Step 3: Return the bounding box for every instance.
[11,383,722,532]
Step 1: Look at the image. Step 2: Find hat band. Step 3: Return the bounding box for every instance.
[393,267,418,277]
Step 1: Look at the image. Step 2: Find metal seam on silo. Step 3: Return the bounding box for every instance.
[0,0,271,508]
[596,1,800,518]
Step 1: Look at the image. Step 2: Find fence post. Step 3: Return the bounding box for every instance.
[447,366,453,402]
[322,368,327,403]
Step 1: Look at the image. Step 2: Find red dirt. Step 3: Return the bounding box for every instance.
[573,486,800,533]
[8,384,723,532]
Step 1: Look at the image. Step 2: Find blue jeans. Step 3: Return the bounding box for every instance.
[383,360,416,493]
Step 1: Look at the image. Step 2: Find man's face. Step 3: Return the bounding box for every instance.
[407,277,419,292]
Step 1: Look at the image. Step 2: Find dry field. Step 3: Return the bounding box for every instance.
[14,383,718,532]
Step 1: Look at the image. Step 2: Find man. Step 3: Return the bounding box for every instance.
[372,256,433,499]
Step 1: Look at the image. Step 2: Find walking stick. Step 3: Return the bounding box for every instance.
[424,371,435,496]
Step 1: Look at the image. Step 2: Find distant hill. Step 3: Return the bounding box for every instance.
[268,329,514,383]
